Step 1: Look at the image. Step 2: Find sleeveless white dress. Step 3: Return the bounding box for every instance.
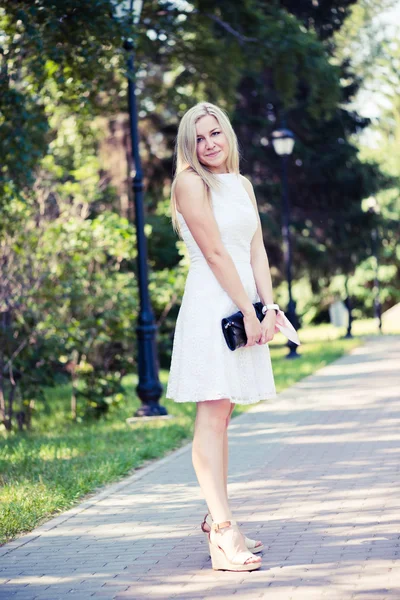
[166,173,276,405]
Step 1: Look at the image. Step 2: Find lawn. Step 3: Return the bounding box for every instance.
[0,319,386,545]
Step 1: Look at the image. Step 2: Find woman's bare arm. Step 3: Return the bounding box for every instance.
[175,171,256,319]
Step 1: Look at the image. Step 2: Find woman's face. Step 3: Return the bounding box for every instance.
[195,114,229,173]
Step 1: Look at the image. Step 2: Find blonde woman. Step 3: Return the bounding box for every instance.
[166,102,277,572]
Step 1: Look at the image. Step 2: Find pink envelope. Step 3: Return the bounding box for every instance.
[274,310,301,345]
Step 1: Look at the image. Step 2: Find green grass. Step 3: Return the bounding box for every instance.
[1,320,384,546]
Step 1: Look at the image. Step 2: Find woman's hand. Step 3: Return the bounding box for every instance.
[243,310,262,347]
[257,310,276,344]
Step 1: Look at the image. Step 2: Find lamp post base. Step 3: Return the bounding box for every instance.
[375,301,382,334]
[286,340,300,359]
[134,402,168,417]
[344,292,353,339]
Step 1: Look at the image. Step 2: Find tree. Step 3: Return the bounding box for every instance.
[1,0,342,202]
[0,106,141,429]
[226,1,392,319]
[354,34,400,312]
[0,194,141,429]
[0,1,129,201]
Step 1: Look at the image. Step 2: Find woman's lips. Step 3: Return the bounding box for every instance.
[206,150,220,158]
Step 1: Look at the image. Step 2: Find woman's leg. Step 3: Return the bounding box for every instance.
[192,398,232,523]
[202,401,263,552]
[201,401,233,518]
[192,399,260,564]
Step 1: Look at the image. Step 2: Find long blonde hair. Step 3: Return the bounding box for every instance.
[170,102,240,237]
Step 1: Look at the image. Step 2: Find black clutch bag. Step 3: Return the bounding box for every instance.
[221,302,265,351]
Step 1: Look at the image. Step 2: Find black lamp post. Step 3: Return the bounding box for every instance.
[117,0,166,416]
[271,128,300,359]
[344,277,353,339]
[366,197,382,334]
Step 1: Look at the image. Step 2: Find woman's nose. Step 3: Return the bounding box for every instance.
[205,137,215,149]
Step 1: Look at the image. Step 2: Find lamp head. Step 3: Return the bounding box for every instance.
[271,128,295,156]
[365,196,380,214]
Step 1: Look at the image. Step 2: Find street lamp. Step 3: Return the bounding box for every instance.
[366,196,382,334]
[271,128,300,359]
[344,278,353,339]
[116,0,166,416]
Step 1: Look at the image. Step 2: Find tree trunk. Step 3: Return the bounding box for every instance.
[0,311,7,426]
[0,364,5,426]
[70,350,79,421]
[26,399,35,430]
[5,384,15,431]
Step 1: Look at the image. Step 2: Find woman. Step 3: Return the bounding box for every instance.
[166,102,277,572]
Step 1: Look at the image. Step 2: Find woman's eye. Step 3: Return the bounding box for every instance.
[197,138,203,143]
[212,131,220,136]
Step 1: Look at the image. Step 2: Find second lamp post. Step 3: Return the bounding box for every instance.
[366,196,382,334]
[271,128,300,359]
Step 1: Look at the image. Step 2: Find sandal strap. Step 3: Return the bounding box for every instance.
[201,513,209,534]
[207,515,237,529]
[212,520,232,532]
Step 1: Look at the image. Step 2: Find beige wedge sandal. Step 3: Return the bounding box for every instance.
[208,520,262,572]
[201,513,264,554]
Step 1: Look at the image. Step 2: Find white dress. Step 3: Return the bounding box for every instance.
[166,173,276,405]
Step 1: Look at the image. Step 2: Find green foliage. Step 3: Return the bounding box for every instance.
[0,195,139,428]
[0,1,129,195]
[228,1,395,315]
[353,32,400,312]
[280,0,358,40]
[142,0,341,119]
[42,211,139,418]
[0,84,50,202]
[1,0,342,200]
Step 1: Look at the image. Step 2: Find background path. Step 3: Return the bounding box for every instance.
[1,336,399,600]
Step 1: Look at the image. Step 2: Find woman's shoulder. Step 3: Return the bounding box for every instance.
[175,168,203,189]
[174,169,206,212]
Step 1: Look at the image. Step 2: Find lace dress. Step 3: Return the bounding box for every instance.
[166,173,276,405]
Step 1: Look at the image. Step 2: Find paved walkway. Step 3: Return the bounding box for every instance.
[1,336,399,600]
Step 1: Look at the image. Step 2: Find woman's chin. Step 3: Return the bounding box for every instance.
[202,158,227,171]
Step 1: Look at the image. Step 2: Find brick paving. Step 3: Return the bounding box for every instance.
[1,336,399,600]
